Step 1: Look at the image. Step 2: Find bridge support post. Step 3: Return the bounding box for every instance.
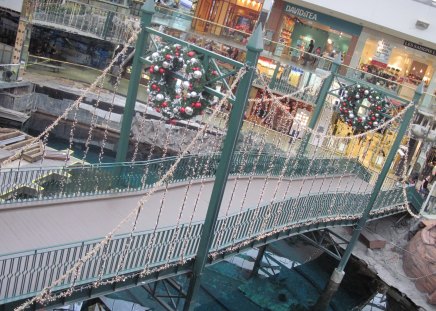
[299,54,341,156]
[312,83,424,311]
[269,61,280,89]
[183,25,264,311]
[250,245,267,277]
[116,0,154,163]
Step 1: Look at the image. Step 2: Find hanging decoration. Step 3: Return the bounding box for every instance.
[147,44,219,120]
[337,84,391,131]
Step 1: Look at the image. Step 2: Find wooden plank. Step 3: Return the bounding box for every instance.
[0,134,26,146]
[359,229,386,249]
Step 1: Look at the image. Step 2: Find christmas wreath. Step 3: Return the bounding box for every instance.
[337,84,390,131]
[147,44,218,120]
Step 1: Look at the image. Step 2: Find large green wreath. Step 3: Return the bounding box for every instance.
[147,44,218,120]
[338,84,390,131]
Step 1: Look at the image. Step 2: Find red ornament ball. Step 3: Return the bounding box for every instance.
[165,54,172,61]
[149,67,154,73]
[161,102,168,108]
[212,70,218,76]
[376,106,382,111]
[187,51,196,57]
[175,52,180,57]
[194,102,202,109]
[151,84,157,90]
[159,68,165,74]
[371,116,376,121]
[180,107,186,113]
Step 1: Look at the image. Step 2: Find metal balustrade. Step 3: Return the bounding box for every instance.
[0,153,371,204]
[0,184,421,304]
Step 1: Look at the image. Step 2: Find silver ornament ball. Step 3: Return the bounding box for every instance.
[364,90,369,95]
[182,81,190,89]
[193,70,202,79]
[190,91,198,97]
[156,93,164,101]
[162,61,170,68]
[185,106,194,116]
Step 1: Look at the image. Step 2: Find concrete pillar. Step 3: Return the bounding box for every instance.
[348,30,371,70]
[312,268,345,311]
[421,73,436,110]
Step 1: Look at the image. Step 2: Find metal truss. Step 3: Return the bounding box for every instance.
[142,278,187,311]
[298,229,350,261]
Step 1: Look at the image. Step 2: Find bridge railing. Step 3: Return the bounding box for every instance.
[0,184,418,305]
[0,153,370,204]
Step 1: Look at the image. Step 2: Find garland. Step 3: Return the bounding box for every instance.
[337,84,390,131]
[148,44,218,120]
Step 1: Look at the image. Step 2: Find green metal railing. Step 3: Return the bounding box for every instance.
[0,153,371,204]
[0,184,421,305]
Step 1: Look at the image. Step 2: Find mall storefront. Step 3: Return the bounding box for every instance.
[265,1,362,65]
[192,0,263,44]
[354,28,436,99]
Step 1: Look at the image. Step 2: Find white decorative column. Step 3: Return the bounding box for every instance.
[348,29,371,70]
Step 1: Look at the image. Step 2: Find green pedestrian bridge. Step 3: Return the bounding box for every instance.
[0,1,431,310]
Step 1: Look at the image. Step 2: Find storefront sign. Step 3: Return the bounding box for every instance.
[373,40,392,64]
[283,4,362,36]
[404,40,436,56]
[285,5,317,21]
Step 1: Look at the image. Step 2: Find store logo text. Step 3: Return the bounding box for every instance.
[404,40,436,56]
[285,5,318,21]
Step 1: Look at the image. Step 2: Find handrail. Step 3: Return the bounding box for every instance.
[0,153,372,204]
[0,184,416,305]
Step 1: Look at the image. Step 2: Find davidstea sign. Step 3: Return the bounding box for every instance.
[285,5,318,21]
[283,4,362,36]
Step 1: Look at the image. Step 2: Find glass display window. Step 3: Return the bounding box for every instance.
[360,37,435,89]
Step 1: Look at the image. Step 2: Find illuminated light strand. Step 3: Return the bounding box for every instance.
[14,66,247,311]
[254,71,415,141]
[2,26,139,167]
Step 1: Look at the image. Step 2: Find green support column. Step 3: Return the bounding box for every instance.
[250,245,267,277]
[312,83,424,311]
[116,0,154,163]
[269,61,281,90]
[299,54,341,156]
[183,25,264,311]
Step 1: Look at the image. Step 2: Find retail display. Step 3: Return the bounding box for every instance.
[148,44,217,120]
[337,84,390,131]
